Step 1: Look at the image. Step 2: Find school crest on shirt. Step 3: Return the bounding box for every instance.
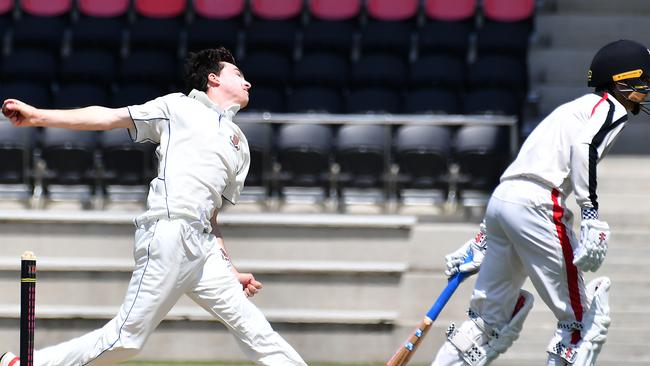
[230,133,241,151]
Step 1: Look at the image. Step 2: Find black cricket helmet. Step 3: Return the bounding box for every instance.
[588,39,650,114]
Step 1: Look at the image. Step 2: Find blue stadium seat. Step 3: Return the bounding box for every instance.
[71,0,129,56]
[346,87,402,114]
[287,86,343,114]
[404,88,461,114]
[245,85,287,113]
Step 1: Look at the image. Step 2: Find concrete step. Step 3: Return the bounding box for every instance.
[0,317,396,364]
[0,259,405,311]
[535,15,650,49]
[553,0,650,14]
[529,49,593,85]
[527,85,587,116]
[0,211,413,262]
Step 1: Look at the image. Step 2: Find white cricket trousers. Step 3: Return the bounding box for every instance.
[33,219,307,366]
[433,179,588,366]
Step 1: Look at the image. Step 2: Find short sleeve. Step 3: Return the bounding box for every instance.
[127,96,171,144]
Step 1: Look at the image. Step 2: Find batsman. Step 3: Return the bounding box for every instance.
[430,39,650,366]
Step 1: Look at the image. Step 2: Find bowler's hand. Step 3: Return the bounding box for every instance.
[2,99,37,127]
[237,272,263,297]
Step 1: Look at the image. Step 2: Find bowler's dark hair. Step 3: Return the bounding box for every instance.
[183,47,236,94]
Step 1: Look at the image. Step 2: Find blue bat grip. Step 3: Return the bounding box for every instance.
[425,249,474,321]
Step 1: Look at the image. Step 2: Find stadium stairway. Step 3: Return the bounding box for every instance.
[0,156,649,365]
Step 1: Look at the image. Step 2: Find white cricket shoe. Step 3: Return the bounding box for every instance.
[0,352,19,366]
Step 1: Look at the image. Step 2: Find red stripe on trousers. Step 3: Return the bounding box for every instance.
[8,357,19,366]
[551,188,583,344]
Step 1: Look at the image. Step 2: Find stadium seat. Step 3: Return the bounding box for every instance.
[119,49,180,89]
[334,124,390,207]
[245,85,287,113]
[1,48,58,84]
[186,0,246,54]
[58,49,117,86]
[467,55,528,94]
[0,123,32,184]
[403,88,461,114]
[476,21,531,59]
[38,127,99,208]
[239,51,291,88]
[350,54,407,88]
[366,0,419,21]
[53,83,110,109]
[238,122,274,201]
[346,87,402,114]
[246,0,303,54]
[134,0,186,18]
[0,123,34,202]
[419,0,476,58]
[0,81,51,108]
[129,0,186,55]
[424,0,476,21]
[287,86,343,114]
[71,0,129,55]
[276,123,333,204]
[408,54,466,91]
[454,124,510,203]
[99,128,154,204]
[476,0,535,58]
[482,0,535,22]
[394,124,452,204]
[111,83,166,108]
[12,0,71,54]
[292,52,349,88]
[301,0,361,58]
[359,0,418,58]
[0,0,13,36]
[463,88,520,116]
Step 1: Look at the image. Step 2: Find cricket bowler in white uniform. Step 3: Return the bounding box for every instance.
[1,47,307,366]
[433,39,650,366]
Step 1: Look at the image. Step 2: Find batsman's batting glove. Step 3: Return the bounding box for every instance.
[444,220,487,277]
[574,219,610,272]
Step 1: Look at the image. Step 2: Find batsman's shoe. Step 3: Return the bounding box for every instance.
[0,352,19,366]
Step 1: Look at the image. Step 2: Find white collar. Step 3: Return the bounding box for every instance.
[188,89,241,120]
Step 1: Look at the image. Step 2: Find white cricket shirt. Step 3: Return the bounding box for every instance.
[501,92,628,210]
[127,89,250,229]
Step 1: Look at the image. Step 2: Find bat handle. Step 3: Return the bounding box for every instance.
[426,249,474,321]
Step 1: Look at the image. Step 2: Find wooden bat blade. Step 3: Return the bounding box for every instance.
[385,317,433,366]
[385,250,474,366]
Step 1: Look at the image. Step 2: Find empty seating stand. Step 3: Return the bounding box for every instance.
[394,124,452,205]
[0,123,34,203]
[72,0,129,56]
[419,0,476,59]
[302,0,361,58]
[187,0,246,54]
[275,123,333,207]
[0,0,529,215]
[334,124,390,209]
